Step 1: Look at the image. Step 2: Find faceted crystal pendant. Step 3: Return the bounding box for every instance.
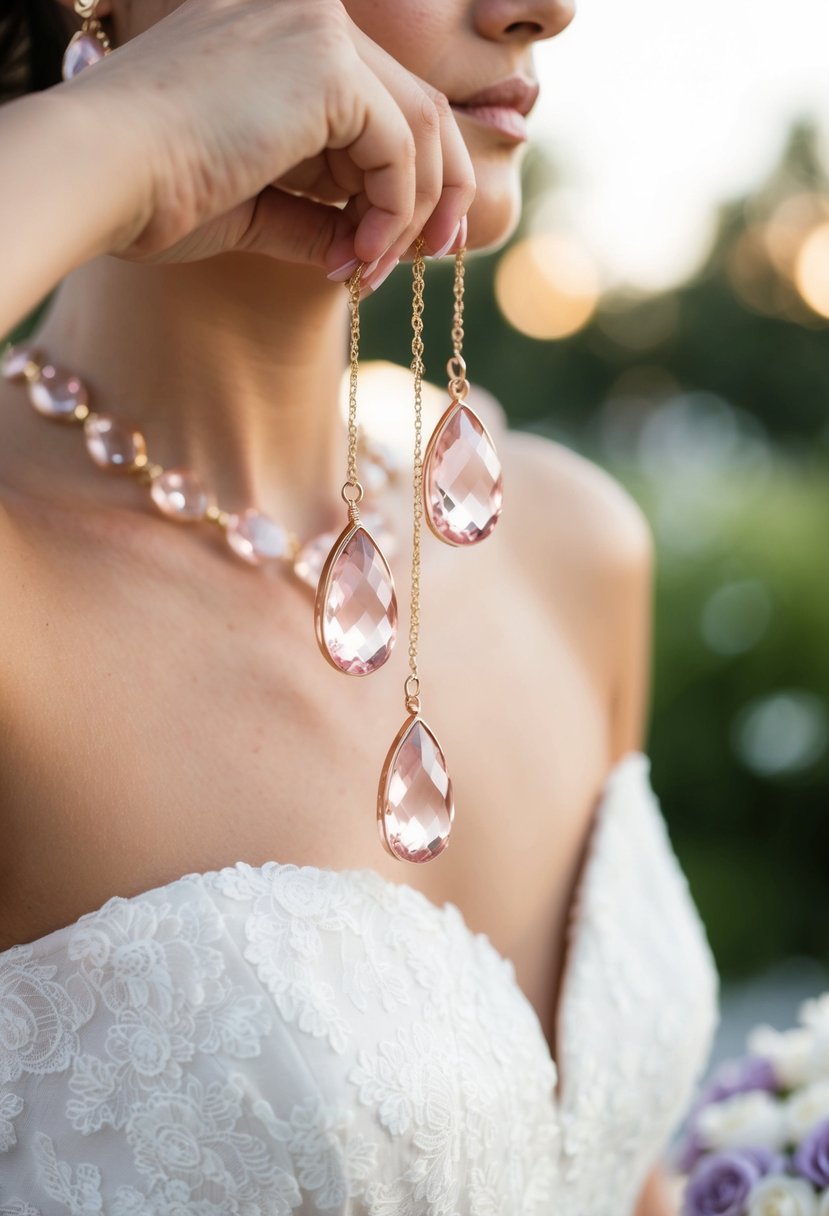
[62,31,106,80]
[28,365,89,421]
[423,403,503,546]
[84,413,147,470]
[378,715,454,863]
[314,521,397,676]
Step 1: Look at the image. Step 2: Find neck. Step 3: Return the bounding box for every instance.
[32,254,352,537]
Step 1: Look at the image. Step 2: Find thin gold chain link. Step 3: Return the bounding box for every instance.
[451,248,465,359]
[407,239,426,703]
[447,249,469,400]
[344,266,364,513]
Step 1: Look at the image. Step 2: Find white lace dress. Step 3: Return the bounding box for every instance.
[0,753,718,1215]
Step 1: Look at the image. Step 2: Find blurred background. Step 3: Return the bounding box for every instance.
[362,0,829,1062]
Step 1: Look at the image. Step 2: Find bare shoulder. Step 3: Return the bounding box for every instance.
[496,421,653,582]
[492,412,655,758]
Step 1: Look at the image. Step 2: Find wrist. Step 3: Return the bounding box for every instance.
[43,76,155,261]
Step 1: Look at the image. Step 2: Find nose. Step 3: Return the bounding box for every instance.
[474,0,576,43]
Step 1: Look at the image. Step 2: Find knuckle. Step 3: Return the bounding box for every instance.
[415,93,440,136]
[430,90,452,121]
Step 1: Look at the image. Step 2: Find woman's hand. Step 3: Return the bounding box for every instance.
[62,0,476,281]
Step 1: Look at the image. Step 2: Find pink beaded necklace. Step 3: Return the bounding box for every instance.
[1,341,399,587]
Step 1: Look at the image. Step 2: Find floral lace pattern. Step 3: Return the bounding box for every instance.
[0,754,718,1215]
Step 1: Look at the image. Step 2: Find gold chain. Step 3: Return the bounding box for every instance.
[451,248,465,359]
[447,249,469,401]
[406,239,426,711]
[343,266,364,517]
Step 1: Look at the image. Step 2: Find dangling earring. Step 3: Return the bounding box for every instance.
[62,0,111,81]
[378,240,454,864]
[315,265,398,676]
[422,243,503,545]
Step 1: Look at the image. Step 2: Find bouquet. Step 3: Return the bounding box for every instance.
[676,993,829,1215]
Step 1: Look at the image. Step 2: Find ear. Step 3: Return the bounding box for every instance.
[53,0,114,14]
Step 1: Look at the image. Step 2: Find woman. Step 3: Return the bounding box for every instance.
[0,1,718,1212]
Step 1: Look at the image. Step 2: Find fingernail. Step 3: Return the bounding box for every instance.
[361,256,383,278]
[361,259,400,295]
[427,221,462,261]
[326,257,360,283]
[454,215,468,252]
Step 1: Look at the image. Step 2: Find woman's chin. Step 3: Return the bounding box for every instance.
[464,167,523,255]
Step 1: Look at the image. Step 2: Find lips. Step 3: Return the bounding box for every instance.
[451,76,540,118]
[449,76,539,143]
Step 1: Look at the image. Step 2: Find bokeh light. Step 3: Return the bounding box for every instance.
[494,233,600,341]
[795,222,829,317]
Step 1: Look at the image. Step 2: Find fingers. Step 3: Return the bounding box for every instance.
[326,64,419,266]
[233,185,358,272]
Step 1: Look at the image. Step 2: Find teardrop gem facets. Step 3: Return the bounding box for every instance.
[62,31,106,80]
[378,715,454,863]
[315,523,397,676]
[424,404,503,545]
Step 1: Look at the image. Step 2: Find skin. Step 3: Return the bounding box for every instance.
[0,1,670,1209]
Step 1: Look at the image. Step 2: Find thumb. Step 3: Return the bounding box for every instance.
[236,186,360,279]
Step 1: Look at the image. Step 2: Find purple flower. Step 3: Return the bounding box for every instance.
[682,1150,762,1216]
[702,1057,779,1105]
[736,1145,788,1176]
[675,1058,779,1174]
[793,1116,829,1186]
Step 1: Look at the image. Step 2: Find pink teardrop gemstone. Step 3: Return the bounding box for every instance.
[84,414,147,470]
[1,343,39,383]
[62,32,106,80]
[150,468,213,522]
[317,525,397,675]
[225,508,288,565]
[28,365,88,420]
[425,405,503,545]
[379,717,454,863]
[294,530,336,589]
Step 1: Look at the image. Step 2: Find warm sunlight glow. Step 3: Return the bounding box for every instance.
[795,223,829,318]
[495,234,600,341]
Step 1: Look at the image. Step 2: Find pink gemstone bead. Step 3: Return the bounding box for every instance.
[62,32,106,80]
[28,365,88,420]
[149,468,213,522]
[225,508,288,565]
[424,405,503,545]
[379,717,454,863]
[294,530,336,589]
[84,414,147,470]
[317,525,397,675]
[1,343,39,383]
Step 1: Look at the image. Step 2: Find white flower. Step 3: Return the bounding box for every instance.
[786,1080,829,1142]
[818,1190,829,1216]
[809,1034,829,1082]
[746,1175,818,1216]
[801,995,829,1034]
[749,1024,816,1090]
[696,1090,787,1151]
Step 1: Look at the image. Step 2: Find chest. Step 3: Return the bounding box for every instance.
[0,494,609,1035]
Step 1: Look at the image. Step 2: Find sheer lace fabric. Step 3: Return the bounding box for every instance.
[0,753,718,1215]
